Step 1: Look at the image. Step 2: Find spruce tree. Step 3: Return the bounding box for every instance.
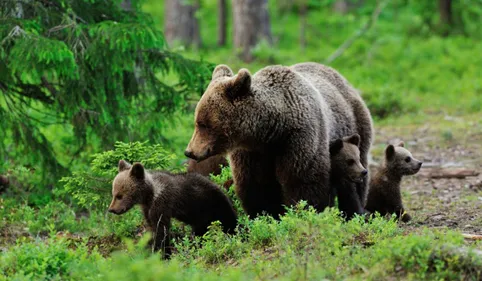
[0,0,212,180]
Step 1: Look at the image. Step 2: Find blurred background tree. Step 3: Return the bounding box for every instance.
[232,0,273,61]
[164,0,202,48]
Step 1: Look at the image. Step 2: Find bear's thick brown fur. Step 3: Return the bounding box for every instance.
[186,155,229,177]
[108,160,237,258]
[185,62,373,218]
[329,134,368,219]
[365,142,422,222]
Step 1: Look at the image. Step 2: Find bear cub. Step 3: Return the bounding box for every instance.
[329,134,368,219]
[365,142,422,222]
[108,160,237,258]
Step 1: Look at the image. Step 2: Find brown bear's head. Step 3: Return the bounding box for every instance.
[384,142,423,176]
[330,134,368,183]
[108,160,146,215]
[185,65,252,162]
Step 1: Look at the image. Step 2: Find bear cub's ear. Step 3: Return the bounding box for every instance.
[329,139,344,155]
[397,141,405,147]
[344,134,360,147]
[130,162,145,180]
[385,145,396,161]
[118,160,132,172]
[212,64,234,80]
[225,69,252,102]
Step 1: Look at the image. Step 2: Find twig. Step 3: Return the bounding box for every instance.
[152,214,163,253]
[418,168,479,179]
[462,233,482,240]
[324,0,389,64]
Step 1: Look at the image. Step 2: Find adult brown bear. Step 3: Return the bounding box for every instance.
[185,63,373,218]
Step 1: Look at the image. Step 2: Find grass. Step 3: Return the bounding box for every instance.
[1,201,480,281]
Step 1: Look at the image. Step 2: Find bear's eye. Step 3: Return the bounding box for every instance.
[405,157,411,163]
[347,159,355,166]
[116,194,123,200]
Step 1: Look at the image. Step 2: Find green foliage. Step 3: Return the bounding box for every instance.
[0,0,212,184]
[0,196,143,238]
[209,166,245,217]
[0,235,104,280]
[58,141,175,210]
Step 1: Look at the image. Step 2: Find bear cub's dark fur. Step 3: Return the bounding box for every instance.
[365,142,422,222]
[329,134,369,219]
[108,160,237,258]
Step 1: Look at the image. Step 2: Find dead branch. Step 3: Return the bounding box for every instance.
[462,233,482,240]
[418,168,479,179]
[324,0,389,64]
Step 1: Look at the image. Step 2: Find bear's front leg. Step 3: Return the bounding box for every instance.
[336,181,367,220]
[276,151,331,213]
[230,149,285,219]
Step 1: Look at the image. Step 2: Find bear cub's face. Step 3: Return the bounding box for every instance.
[330,134,368,183]
[108,160,145,215]
[185,65,252,162]
[384,142,422,176]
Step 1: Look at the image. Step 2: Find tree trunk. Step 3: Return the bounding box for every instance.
[217,0,227,46]
[299,0,307,51]
[334,0,364,14]
[232,0,272,62]
[439,0,452,36]
[164,0,202,48]
[120,0,132,11]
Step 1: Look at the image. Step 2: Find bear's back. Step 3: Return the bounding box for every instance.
[290,63,366,141]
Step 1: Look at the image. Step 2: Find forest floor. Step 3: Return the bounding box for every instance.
[372,112,482,239]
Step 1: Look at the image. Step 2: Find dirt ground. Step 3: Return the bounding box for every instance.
[371,114,482,237]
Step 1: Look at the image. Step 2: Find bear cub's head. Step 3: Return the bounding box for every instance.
[384,142,422,176]
[185,64,252,162]
[330,134,368,183]
[108,160,148,215]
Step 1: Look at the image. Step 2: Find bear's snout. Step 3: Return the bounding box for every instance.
[184,150,195,160]
[184,148,212,162]
[361,169,368,177]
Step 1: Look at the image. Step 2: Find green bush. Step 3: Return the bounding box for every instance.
[0,236,104,280]
[57,141,176,210]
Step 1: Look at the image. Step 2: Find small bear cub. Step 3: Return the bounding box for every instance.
[108,160,237,258]
[365,142,422,222]
[330,134,368,219]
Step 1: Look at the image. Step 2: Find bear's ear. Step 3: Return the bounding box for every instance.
[397,141,405,147]
[345,134,360,147]
[212,64,234,80]
[225,69,252,102]
[385,145,396,161]
[118,160,132,172]
[329,139,344,155]
[130,162,145,179]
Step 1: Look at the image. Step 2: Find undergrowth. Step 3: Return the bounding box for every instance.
[1,203,480,281]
